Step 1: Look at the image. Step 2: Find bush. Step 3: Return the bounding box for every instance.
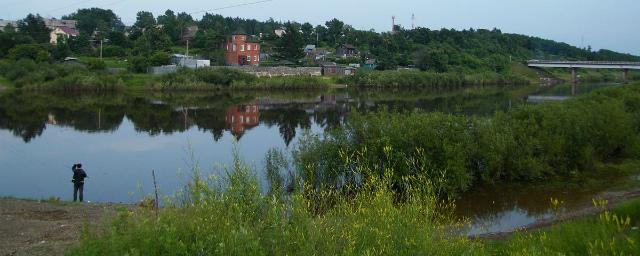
[85,59,106,71]
[7,44,50,62]
[294,85,640,197]
[101,45,127,57]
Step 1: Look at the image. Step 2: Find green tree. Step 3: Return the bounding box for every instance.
[62,8,124,35]
[52,39,71,60]
[129,11,156,40]
[274,22,305,63]
[8,44,50,62]
[157,10,181,42]
[325,18,345,46]
[300,22,314,44]
[17,14,50,43]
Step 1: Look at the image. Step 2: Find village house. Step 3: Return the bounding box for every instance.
[225,31,261,66]
[0,19,18,31]
[50,26,79,44]
[336,44,358,58]
[181,25,199,43]
[274,27,286,37]
[44,18,77,30]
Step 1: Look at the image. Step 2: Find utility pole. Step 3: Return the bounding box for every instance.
[186,40,189,57]
[99,39,103,59]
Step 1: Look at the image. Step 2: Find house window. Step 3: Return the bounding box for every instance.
[254,55,257,61]
[257,55,260,62]
[247,44,251,51]
[233,44,236,52]
[226,44,229,51]
[241,44,245,51]
[233,36,236,41]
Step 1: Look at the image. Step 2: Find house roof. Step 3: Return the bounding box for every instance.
[57,26,79,36]
[341,44,356,49]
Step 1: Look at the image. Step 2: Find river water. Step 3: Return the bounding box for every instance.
[0,83,621,234]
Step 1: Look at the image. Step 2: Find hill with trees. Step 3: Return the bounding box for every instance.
[1,8,639,75]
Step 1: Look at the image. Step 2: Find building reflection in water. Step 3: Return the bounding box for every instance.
[224,105,260,139]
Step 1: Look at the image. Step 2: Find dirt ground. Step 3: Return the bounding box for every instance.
[0,199,130,256]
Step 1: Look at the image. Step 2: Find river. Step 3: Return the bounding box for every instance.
[0,83,623,235]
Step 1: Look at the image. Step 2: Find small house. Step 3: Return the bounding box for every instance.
[336,44,358,58]
[181,26,199,42]
[321,62,338,76]
[304,45,316,54]
[50,26,79,44]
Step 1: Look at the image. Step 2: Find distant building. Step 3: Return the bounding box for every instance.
[50,26,79,44]
[170,54,210,69]
[363,59,377,70]
[0,19,17,32]
[321,62,338,75]
[304,45,316,54]
[225,31,261,66]
[274,27,286,37]
[225,105,260,139]
[336,44,358,58]
[181,26,199,42]
[44,18,77,30]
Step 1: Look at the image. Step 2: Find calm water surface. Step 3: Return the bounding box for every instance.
[0,83,620,234]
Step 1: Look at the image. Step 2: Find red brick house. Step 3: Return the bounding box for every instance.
[225,32,261,66]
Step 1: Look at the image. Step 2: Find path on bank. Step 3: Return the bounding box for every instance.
[472,187,640,240]
[0,199,130,256]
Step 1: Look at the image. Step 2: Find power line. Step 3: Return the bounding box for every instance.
[45,0,102,15]
[189,0,275,15]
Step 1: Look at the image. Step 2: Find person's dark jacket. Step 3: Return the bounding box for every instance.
[72,166,87,184]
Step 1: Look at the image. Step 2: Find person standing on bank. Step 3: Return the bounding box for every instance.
[72,163,87,202]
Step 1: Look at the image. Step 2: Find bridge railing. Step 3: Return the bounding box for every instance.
[527,60,640,66]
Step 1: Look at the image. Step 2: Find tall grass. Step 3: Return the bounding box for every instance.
[68,151,477,256]
[67,147,640,255]
[155,68,330,90]
[347,70,529,89]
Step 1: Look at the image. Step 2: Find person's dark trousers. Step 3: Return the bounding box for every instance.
[73,183,84,202]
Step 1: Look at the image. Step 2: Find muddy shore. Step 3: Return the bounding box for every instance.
[0,199,130,256]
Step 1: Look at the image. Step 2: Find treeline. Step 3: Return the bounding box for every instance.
[2,8,639,73]
[293,85,640,198]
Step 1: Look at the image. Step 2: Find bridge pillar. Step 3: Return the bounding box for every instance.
[571,68,578,84]
[623,69,629,84]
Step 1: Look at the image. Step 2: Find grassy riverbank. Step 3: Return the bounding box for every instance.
[0,59,538,92]
[62,155,640,255]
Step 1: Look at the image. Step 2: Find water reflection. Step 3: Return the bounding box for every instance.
[0,88,527,144]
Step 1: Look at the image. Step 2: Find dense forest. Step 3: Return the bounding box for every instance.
[1,8,638,73]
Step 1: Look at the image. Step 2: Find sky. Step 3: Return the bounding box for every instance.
[2,0,639,55]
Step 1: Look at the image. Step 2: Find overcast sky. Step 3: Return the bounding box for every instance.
[3,0,639,55]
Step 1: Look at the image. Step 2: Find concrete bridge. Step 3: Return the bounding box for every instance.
[527,60,640,84]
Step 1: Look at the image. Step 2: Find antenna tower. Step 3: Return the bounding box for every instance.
[412,14,415,29]
[392,15,396,33]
